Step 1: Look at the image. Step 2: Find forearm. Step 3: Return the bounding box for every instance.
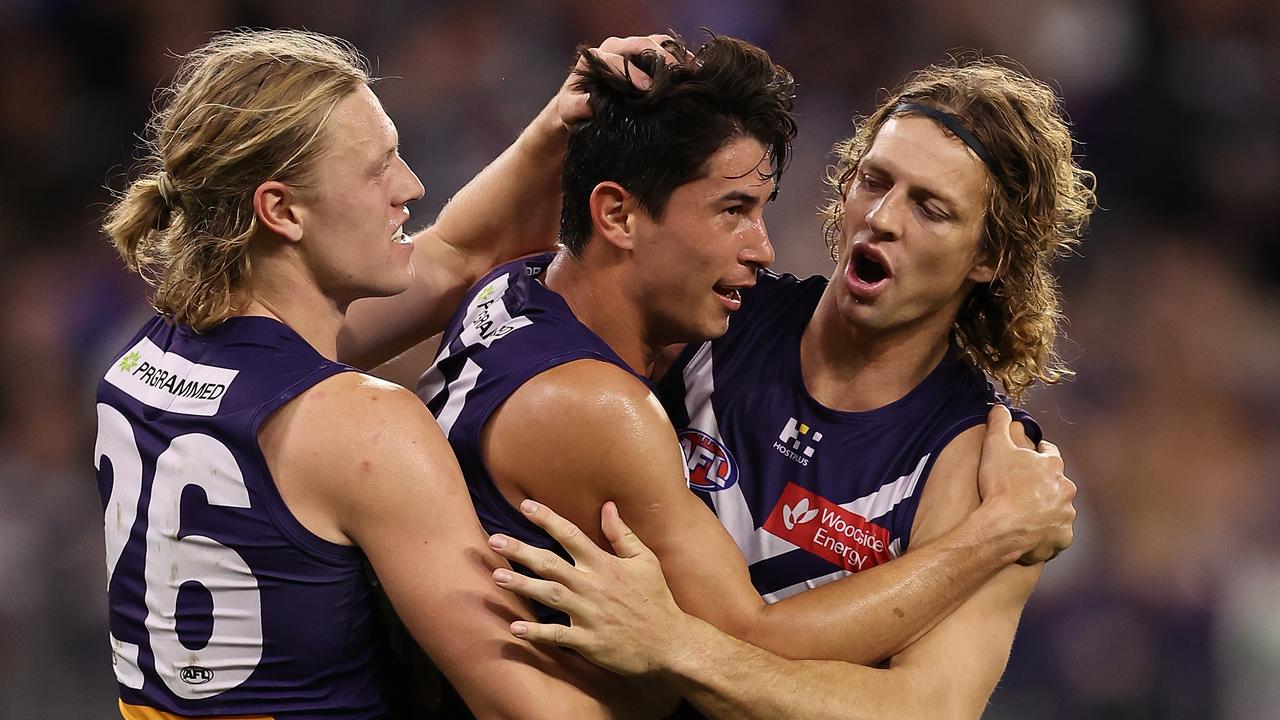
[746,504,1023,663]
[662,614,937,720]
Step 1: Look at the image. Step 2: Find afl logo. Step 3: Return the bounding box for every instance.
[679,429,738,492]
[180,666,214,685]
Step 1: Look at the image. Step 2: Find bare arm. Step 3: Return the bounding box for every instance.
[485,362,1073,664]
[339,37,673,369]
[659,424,1052,719]
[261,373,671,719]
[491,434,1048,720]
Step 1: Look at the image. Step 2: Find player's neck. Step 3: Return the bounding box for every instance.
[544,251,663,376]
[799,286,955,413]
[240,275,346,361]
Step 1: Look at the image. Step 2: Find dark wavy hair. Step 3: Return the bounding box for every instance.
[559,32,797,255]
[823,57,1097,401]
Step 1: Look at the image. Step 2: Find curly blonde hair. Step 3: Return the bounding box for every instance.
[822,57,1096,401]
[103,29,371,331]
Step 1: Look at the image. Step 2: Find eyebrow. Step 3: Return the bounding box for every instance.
[717,187,775,207]
[861,158,966,213]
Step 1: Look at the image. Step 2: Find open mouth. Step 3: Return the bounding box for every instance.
[853,253,887,284]
[844,243,892,299]
[713,283,743,304]
[392,227,412,245]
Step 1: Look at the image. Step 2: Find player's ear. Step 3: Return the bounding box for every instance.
[967,240,997,284]
[589,181,637,251]
[253,180,304,243]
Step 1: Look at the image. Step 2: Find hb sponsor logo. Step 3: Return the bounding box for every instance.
[763,483,893,572]
[679,429,738,492]
[773,417,822,466]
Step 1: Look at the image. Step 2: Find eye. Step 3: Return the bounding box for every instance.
[376,148,401,177]
[859,172,887,192]
[919,202,949,222]
[723,205,744,216]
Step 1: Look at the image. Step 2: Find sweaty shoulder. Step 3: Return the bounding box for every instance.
[492,359,668,452]
[484,359,684,540]
[261,372,456,545]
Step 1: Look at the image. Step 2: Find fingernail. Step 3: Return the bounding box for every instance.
[511,622,528,636]
[521,500,539,514]
[489,535,509,549]
[493,569,513,583]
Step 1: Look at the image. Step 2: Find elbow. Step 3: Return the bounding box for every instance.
[736,601,804,659]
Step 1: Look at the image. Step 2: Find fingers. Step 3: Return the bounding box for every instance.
[581,34,682,90]
[1036,439,1061,459]
[488,531,576,584]
[579,47,653,89]
[597,33,679,64]
[600,501,648,559]
[983,404,1014,450]
[515,499,600,560]
[493,568,580,615]
[509,619,582,651]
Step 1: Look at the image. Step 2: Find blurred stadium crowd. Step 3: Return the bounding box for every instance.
[0,1,1277,717]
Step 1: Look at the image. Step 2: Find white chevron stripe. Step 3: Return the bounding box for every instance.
[842,453,930,521]
[435,358,481,439]
[681,346,930,578]
[416,342,454,401]
[682,343,767,556]
[741,454,930,566]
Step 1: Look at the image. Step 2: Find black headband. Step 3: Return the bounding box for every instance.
[892,102,997,176]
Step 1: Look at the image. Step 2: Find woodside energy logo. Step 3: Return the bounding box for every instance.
[763,482,894,573]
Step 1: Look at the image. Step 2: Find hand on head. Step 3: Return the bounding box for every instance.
[555,34,680,129]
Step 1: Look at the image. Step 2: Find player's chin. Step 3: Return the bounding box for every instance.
[368,270,414,299]
[699,309,734,341]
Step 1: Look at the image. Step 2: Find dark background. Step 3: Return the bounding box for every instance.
[1,1,1277,717]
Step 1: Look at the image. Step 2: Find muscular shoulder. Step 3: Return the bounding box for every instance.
[484,360,685,527]
[267,372,439,458]
[498,359,666,436]
[261,372,458,543]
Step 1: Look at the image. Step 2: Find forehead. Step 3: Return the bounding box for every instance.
[863,116,988,207]
[686,135,776,199]
[322,84,395,160]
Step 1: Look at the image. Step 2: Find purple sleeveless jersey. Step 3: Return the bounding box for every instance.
[655,270,1041,602]
[94,315,399,718]
[418,255,648,623]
